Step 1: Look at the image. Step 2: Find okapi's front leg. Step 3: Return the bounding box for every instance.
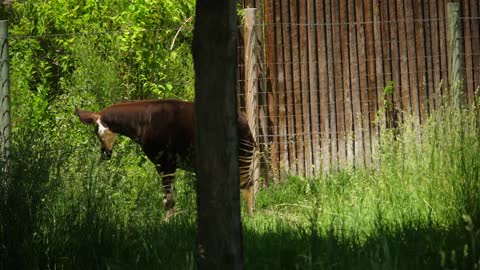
[157,165,177,219]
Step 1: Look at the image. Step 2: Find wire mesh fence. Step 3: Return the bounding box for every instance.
[5,0,480,182]
[237,0,480,180]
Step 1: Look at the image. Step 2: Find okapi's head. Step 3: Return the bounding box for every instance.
[75,108,117,160]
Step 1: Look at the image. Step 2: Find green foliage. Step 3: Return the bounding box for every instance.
[381,80,395,109]
[6,0,194,136]
[1,1,196,268]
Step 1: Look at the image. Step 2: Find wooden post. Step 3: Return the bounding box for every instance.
[0,21,11,179]
[192,1,243,269]
[447,2,465,108]
[243,8,260,194]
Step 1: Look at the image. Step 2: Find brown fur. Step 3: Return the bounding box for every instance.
[76,99,256,217]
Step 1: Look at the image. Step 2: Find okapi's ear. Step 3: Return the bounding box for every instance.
[75,108,99,124]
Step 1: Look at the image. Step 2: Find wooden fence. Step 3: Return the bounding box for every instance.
[237,0,480,181]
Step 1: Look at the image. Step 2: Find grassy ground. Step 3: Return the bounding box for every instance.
[2,97,480,269]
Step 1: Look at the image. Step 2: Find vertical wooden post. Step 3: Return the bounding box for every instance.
[244,9,260,190]
[0,21,11,178]
[192,1,243,269]
[447,2,465,108]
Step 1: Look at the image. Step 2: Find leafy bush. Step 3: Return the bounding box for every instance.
[1,1,196,268]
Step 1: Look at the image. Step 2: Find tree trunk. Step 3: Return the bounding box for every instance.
[192,1,243,270]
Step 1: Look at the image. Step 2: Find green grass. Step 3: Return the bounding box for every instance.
[2,95,480,269]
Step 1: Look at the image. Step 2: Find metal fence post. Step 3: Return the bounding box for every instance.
[0,20,11,199]
[447,2,465,108]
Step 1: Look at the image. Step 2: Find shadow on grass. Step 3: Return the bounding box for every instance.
[3,199,477,270]
[1,166,479,270]
[1,209,197,270]
[244,218,478,270]
[1,152,478,270]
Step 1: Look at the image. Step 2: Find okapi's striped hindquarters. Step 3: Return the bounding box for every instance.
[75,99,256,218]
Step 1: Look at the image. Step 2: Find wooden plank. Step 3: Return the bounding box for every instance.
[348,0,363,167]
[332,0,346,167]
[413,0,427,123]
[397,0,412,116]
[390,0,403,121]
[318,0,332,171]
[340,0,353,166]
[325,0,337,169]
[236,28,245,111]
[423,0,434,114]
[379,0,391,128]
[281,0,297,175]
[308,0,321,175]
[462,0,475,101]
[244,8,260,188]
[404,0,420,120]
[289,0,304,176]
[471,0,480,95]
[360,1,376,167]
[438,0,448,98]
[290,1,311,176]
[263,0,280,181]
[358,0,372,167]
[252,3,269,184]
[447,2,466,108]
[405,0,421,121]
[276,0,290,179]
[299,0,312,177]
[430,0,442,109]
[373,0,387,158]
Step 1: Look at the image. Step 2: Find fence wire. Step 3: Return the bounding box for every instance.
[7,7,480,177]
[237,6,480,177]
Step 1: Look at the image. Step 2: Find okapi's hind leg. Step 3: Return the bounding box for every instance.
[239,137,256,215]
[241,185,255,215]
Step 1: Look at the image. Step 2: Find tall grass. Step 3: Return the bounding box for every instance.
[2,90,480,269]
[0,118,197,269]
[244,91,480,269]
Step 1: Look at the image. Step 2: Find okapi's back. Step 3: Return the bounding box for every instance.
[102,99,194,129]
[99,100,194,164]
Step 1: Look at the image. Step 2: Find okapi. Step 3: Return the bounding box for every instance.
[75,99,256,218]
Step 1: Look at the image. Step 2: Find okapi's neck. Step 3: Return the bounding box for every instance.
[99,105,147,143]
